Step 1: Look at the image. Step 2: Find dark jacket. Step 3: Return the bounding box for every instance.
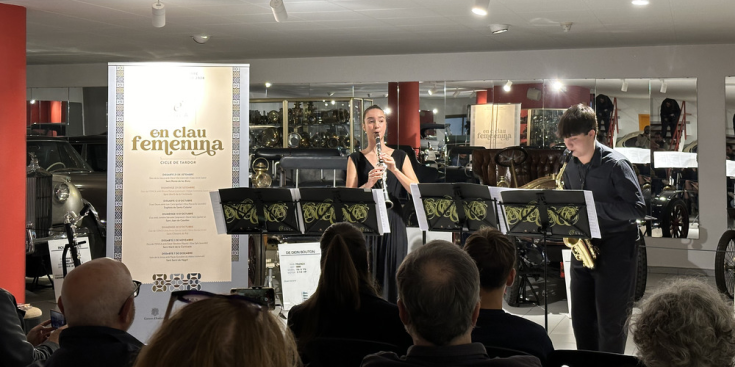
[0,289,58,367]
[660,98,681,123]
[36,326,142,367]
[563,141,646,234]
[361,343,541,367]
[472,309,553,363]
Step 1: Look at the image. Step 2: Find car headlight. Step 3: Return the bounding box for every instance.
[54,183,70,203]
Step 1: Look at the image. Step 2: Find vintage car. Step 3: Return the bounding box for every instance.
[26,136,106,259]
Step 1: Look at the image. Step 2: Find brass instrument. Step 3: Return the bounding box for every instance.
[556,151,598,269]
[374,132,393,209]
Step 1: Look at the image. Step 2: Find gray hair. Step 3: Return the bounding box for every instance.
[630,278,735,367]
[396,240,480,346]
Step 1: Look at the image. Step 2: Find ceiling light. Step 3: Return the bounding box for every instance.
[472,0,489,16]
[30,99,36,104]
[192,35,210,44]
[265,82,272,88]
[490,24,509,34]
[561,22,573,32]
[331,100,336,105]
[384,93,389,98]
[453,89,460,98]
[367,93,371,98]
[660,79,667,93]
[503,80,512,92]
[632,0,649,5]
[328,92,334,97]
[552,80,564,91]
[427,88,434,96]
[152,1,165,28]
[621,79,629,92]
[432,108,439,114]
[270,0,288,22]
[385,107,392,115]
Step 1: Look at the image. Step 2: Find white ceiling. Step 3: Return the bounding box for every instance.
[6,0,735,65]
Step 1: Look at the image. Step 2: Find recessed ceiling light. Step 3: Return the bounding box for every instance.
[632,0,649,5]
[265,82,272,88]
[472,0,489,16]
[490,24,509,34]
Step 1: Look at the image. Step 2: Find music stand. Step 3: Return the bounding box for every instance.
[410,183,498,233]
[215,187,302,235]
[497,188,598,331]
[298,188,390,236]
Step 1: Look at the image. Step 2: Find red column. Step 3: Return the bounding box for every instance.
[50,100,62,123]
[397,82,420,150]
[386,82,398,146]
[476,91,487,105]
[486,88,494,104]
[0,4,27,302]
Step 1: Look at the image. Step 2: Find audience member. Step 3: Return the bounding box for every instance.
[135,296,300,367]
[635,126,651,149]
[34,258,143,367]
[361,240,541,367]
[288,222,412,361]
[463,227,554,362]
[0,288,62,367]
[631,278,735,367]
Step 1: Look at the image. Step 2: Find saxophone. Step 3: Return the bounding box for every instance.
[374,132,394,209]
[557,151,598,269]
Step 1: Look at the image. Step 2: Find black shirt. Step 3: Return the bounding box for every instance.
[563,141,645,234]
[38,326,143,367]
[361,343,541,367]
[472,309,553,362]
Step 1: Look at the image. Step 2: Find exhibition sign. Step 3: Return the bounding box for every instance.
[107,63,249,340]
[278,242,321,311]
[470,103,521,148]
[48,237,92,301]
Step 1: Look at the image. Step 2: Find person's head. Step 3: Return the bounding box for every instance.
[134,297,299,367]
[362,105,386,142]
[643,125,650,135]
[59,257,137,330]
[463,226,516,292]
[557,104,597,159]
[653,132,663,142]
[397,240,480,346]
[631,278,735,367]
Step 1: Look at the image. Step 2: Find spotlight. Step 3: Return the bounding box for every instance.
[621,79,629,92]
[503,80,512,92]
[270,0,288,22]
[432,108,439,114]
[632,0,649,5]
[30,99,36,104]
[660,80,667,93]
[552,80,564,91]
[490,24,509,34]
[561,22,573,32]
[385,107,392,115]
[152,1,165,28]
[428,88,434,96]
[265,82,272,88]
[192,35,210,44]
[367,93,371,98]
[453,89,460,98]
[472,0,489,16]
[331,100,336,105]
[328,92,335,97]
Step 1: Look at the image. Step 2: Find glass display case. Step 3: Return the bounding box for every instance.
[249,98,372,154]
[525,108,565,148]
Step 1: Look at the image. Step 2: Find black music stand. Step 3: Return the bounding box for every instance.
[298,188,390,236]
[410,183,498,233]
[498,189,596,331]
[217,187,302,235]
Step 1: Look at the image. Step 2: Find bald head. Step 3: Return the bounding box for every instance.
[60,258,136,329]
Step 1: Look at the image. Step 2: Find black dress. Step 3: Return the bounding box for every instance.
[349,150,409,303]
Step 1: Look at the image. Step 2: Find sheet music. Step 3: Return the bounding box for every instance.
[614,147,651,164]
[410,183,429,231]
[727,160,735,178]
[488,186,515,234]
[652,151,698,168]
[209,191,228,235]
[583,190,602,239]
[371,189,391,234]
[290,188,305,233]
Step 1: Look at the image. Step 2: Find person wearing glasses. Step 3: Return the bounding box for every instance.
[287,223,412,363]
[134,292,300,367]
[32,258,143,367]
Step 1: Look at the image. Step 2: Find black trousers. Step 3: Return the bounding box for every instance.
[570,228,638,353]
[661,118,678,139]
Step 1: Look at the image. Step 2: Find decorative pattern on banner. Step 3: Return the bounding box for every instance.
[114,66,125,261]
[231,67,241,262]
[151,273,202,292]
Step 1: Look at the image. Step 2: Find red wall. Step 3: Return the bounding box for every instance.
[0,4,27,302]
[493,83,591,109]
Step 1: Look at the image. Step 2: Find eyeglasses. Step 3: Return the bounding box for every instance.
[117,280,142,316]
[163,290,263,321]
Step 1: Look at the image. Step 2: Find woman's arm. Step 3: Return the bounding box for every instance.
[389,155,419,192]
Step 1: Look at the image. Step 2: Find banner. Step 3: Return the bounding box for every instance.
[470,103,521,148]
[108,63,249,341]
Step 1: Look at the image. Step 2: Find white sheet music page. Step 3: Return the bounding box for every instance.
[583,190,602,239]
[209,191,228,235]
[290,188,304,233]
[371,189,391,234]
[488,186,515,234]
[410,183,429,231]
